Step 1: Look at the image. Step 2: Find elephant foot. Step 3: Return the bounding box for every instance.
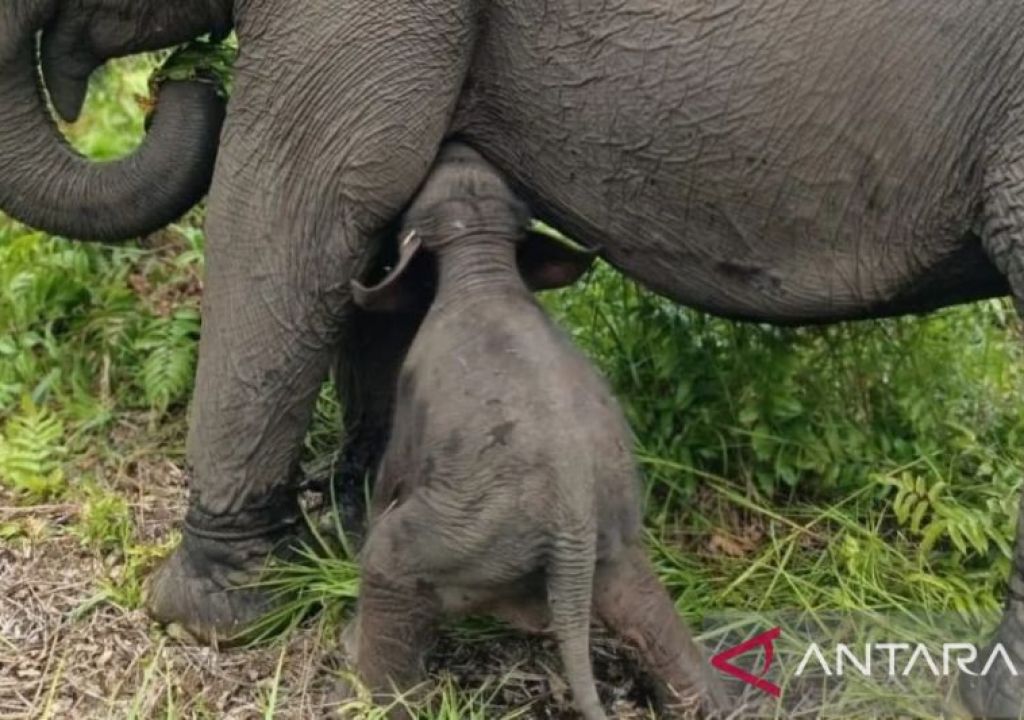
[145,505,307,646]
[958,636,1024,719]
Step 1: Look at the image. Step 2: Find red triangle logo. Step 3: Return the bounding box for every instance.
[710,626,782,697]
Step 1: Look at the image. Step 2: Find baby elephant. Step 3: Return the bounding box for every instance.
[347,143,730,719]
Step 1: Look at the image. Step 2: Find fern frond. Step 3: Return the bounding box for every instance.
[134,310,198,413]
[0,396,67,500]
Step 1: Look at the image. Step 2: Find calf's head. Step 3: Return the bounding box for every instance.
[352,143,598,313]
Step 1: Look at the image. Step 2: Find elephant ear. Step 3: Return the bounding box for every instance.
[518,228,600,291]
[352,232,426,313]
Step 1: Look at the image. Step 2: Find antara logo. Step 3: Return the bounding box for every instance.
[710,627,782,697]
[710,626,1020,699]
[794,643,1019,678]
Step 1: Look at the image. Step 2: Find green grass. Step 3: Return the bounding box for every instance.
[3,55,1024,718]
[0,58,201,616]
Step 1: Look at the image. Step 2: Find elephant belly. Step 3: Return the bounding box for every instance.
[453,0,1022,323]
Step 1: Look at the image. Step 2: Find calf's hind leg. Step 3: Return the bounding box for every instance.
[350,500,445,708]
[349,493,540,712]
[593,545,731,717]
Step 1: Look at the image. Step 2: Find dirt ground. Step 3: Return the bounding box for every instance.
[1,442,672,719]
[0,459,336,719]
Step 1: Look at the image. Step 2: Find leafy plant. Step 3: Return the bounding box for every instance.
[6,49,1024,719]
[878,467,1017,561]
[546,265,1024,507]
[73,481,136,551]
[151,37,238,99]
[96,535,180,611]
[135,309,200,414]
[0,396,67,499]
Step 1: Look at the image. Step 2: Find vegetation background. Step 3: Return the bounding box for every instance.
[2,57,1024,718]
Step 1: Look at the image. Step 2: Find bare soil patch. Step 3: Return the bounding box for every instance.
[1,437,669,719]
[1,466,339,719]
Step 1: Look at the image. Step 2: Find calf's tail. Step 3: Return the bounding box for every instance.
[548,511,608,720]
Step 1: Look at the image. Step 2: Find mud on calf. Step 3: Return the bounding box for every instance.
[343,142,730,719]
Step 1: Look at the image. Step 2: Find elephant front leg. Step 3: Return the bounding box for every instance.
[145,219,344,645]
[330,307,426,549]
[144,0,477,645]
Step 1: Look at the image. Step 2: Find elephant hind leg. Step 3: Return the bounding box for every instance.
[593,545,731,718]
[983,150,1024,316]
[329,306,427,551]
[961,146,1024,719]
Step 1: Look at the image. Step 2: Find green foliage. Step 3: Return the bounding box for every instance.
[0,396,66,499]
[62,58,156,159]
[0,218,201,487]
[135,308,200,414]
[69,480,174,611]
[304,380,343,460]
[0,58,204,504]
[245,500,361,643]
[151,38,237,98]
[6,50,1024,718]
[546,264,1024,502]
[73,481,135,551]
[99,538,179,611]
[878,464,1017,562]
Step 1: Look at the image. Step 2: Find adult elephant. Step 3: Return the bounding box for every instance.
[4,0,1024,715]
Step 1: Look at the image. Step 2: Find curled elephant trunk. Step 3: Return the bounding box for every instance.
[0,3,225,243]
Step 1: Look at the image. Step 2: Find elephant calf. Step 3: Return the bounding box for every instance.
[346,143,730,719]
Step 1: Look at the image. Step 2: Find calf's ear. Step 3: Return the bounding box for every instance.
[518,226,599,291]
[352,232,425,313]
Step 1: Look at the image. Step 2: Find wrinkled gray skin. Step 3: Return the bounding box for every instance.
[346,143,731,720]
[5,1,1024,715]
[0,0,230,241]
